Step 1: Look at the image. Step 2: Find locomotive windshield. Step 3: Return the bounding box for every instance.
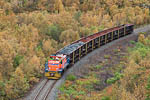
[49,56,60,61]
[48,56,62,65]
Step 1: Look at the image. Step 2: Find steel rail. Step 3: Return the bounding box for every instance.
[33,79,49,100]
[42,80,57,100]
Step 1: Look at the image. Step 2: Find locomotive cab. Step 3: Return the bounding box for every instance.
[45,54,70,79]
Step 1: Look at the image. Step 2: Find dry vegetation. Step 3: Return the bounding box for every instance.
[0,0,150,99]
[58,33,150,100]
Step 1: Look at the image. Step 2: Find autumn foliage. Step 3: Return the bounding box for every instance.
[0,0,150,99]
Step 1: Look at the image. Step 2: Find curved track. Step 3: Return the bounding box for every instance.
[24,25,150,100]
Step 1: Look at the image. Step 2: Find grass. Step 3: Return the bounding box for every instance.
[146,76,150,100]
[66,74,77,81]
[106,72,123,84]
[146,76,150,90]
[129,40,136,44]
[95,65,103,69]
[104,55,110,59]
[59,71,99,99]
[89,64,103,71]
[101,96,110,100]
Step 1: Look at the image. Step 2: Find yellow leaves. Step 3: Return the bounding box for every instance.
[120,88,136,100]
[15,67,24,79]
[49,12,79,31]
[138,34,146,44]
[134,83,147,100]
[144,8,150,16]
[54,0,65,13]
[43,39,57,55]
[27,55,41,75]
[29,55,41,68]
[135,6,143,15]
[80,13,99,27]
[0,8,4,16]
[5,67,29,99]
[135,15,144,25]
[100,14,114,28]
[18,55,43,85]
[139,58,150,68]
[29,77,39,84]
[15,24,40,56]
[0,72,3,81]
[113,12,127,25]
[110,5,118,16]
[59,29,79,45]
[5,83,16,99]
[37,0,47,10]
[105,0,116,7]
[79,27,91,37]
[0,35,16,76]
[14,67,28,88]
[18,24,39,42]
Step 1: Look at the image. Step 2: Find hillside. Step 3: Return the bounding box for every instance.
[0,0,150,99]
[58,33,150,100]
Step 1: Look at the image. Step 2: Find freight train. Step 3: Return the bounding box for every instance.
[45,24,134,79]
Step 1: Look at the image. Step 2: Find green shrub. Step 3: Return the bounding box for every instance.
[139,32,146,35]
[13,55,24,68]
[129,40,136,44]
[0,81,5,96]
[36,41,43,51]
[59,84,66,92]
[101,96,110,100]
[145,94,150,100]
[74,11,82,21]
[61,84,85,97]
[95,65,103,69]
[98,25,105,31]
[104,55,110,59]
[106,77,116,84]
[45,24,62,41]
[66,74,77,81]
[106,72,123,84]
[146,76,150,90]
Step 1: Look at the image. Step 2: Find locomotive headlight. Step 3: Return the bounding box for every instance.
[56,68,59,71]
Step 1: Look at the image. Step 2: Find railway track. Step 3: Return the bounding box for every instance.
[32,79,57,100]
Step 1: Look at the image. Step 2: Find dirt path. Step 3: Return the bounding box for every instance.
[23,25,150,100]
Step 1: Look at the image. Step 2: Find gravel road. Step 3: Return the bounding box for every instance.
[23,25,150,100]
